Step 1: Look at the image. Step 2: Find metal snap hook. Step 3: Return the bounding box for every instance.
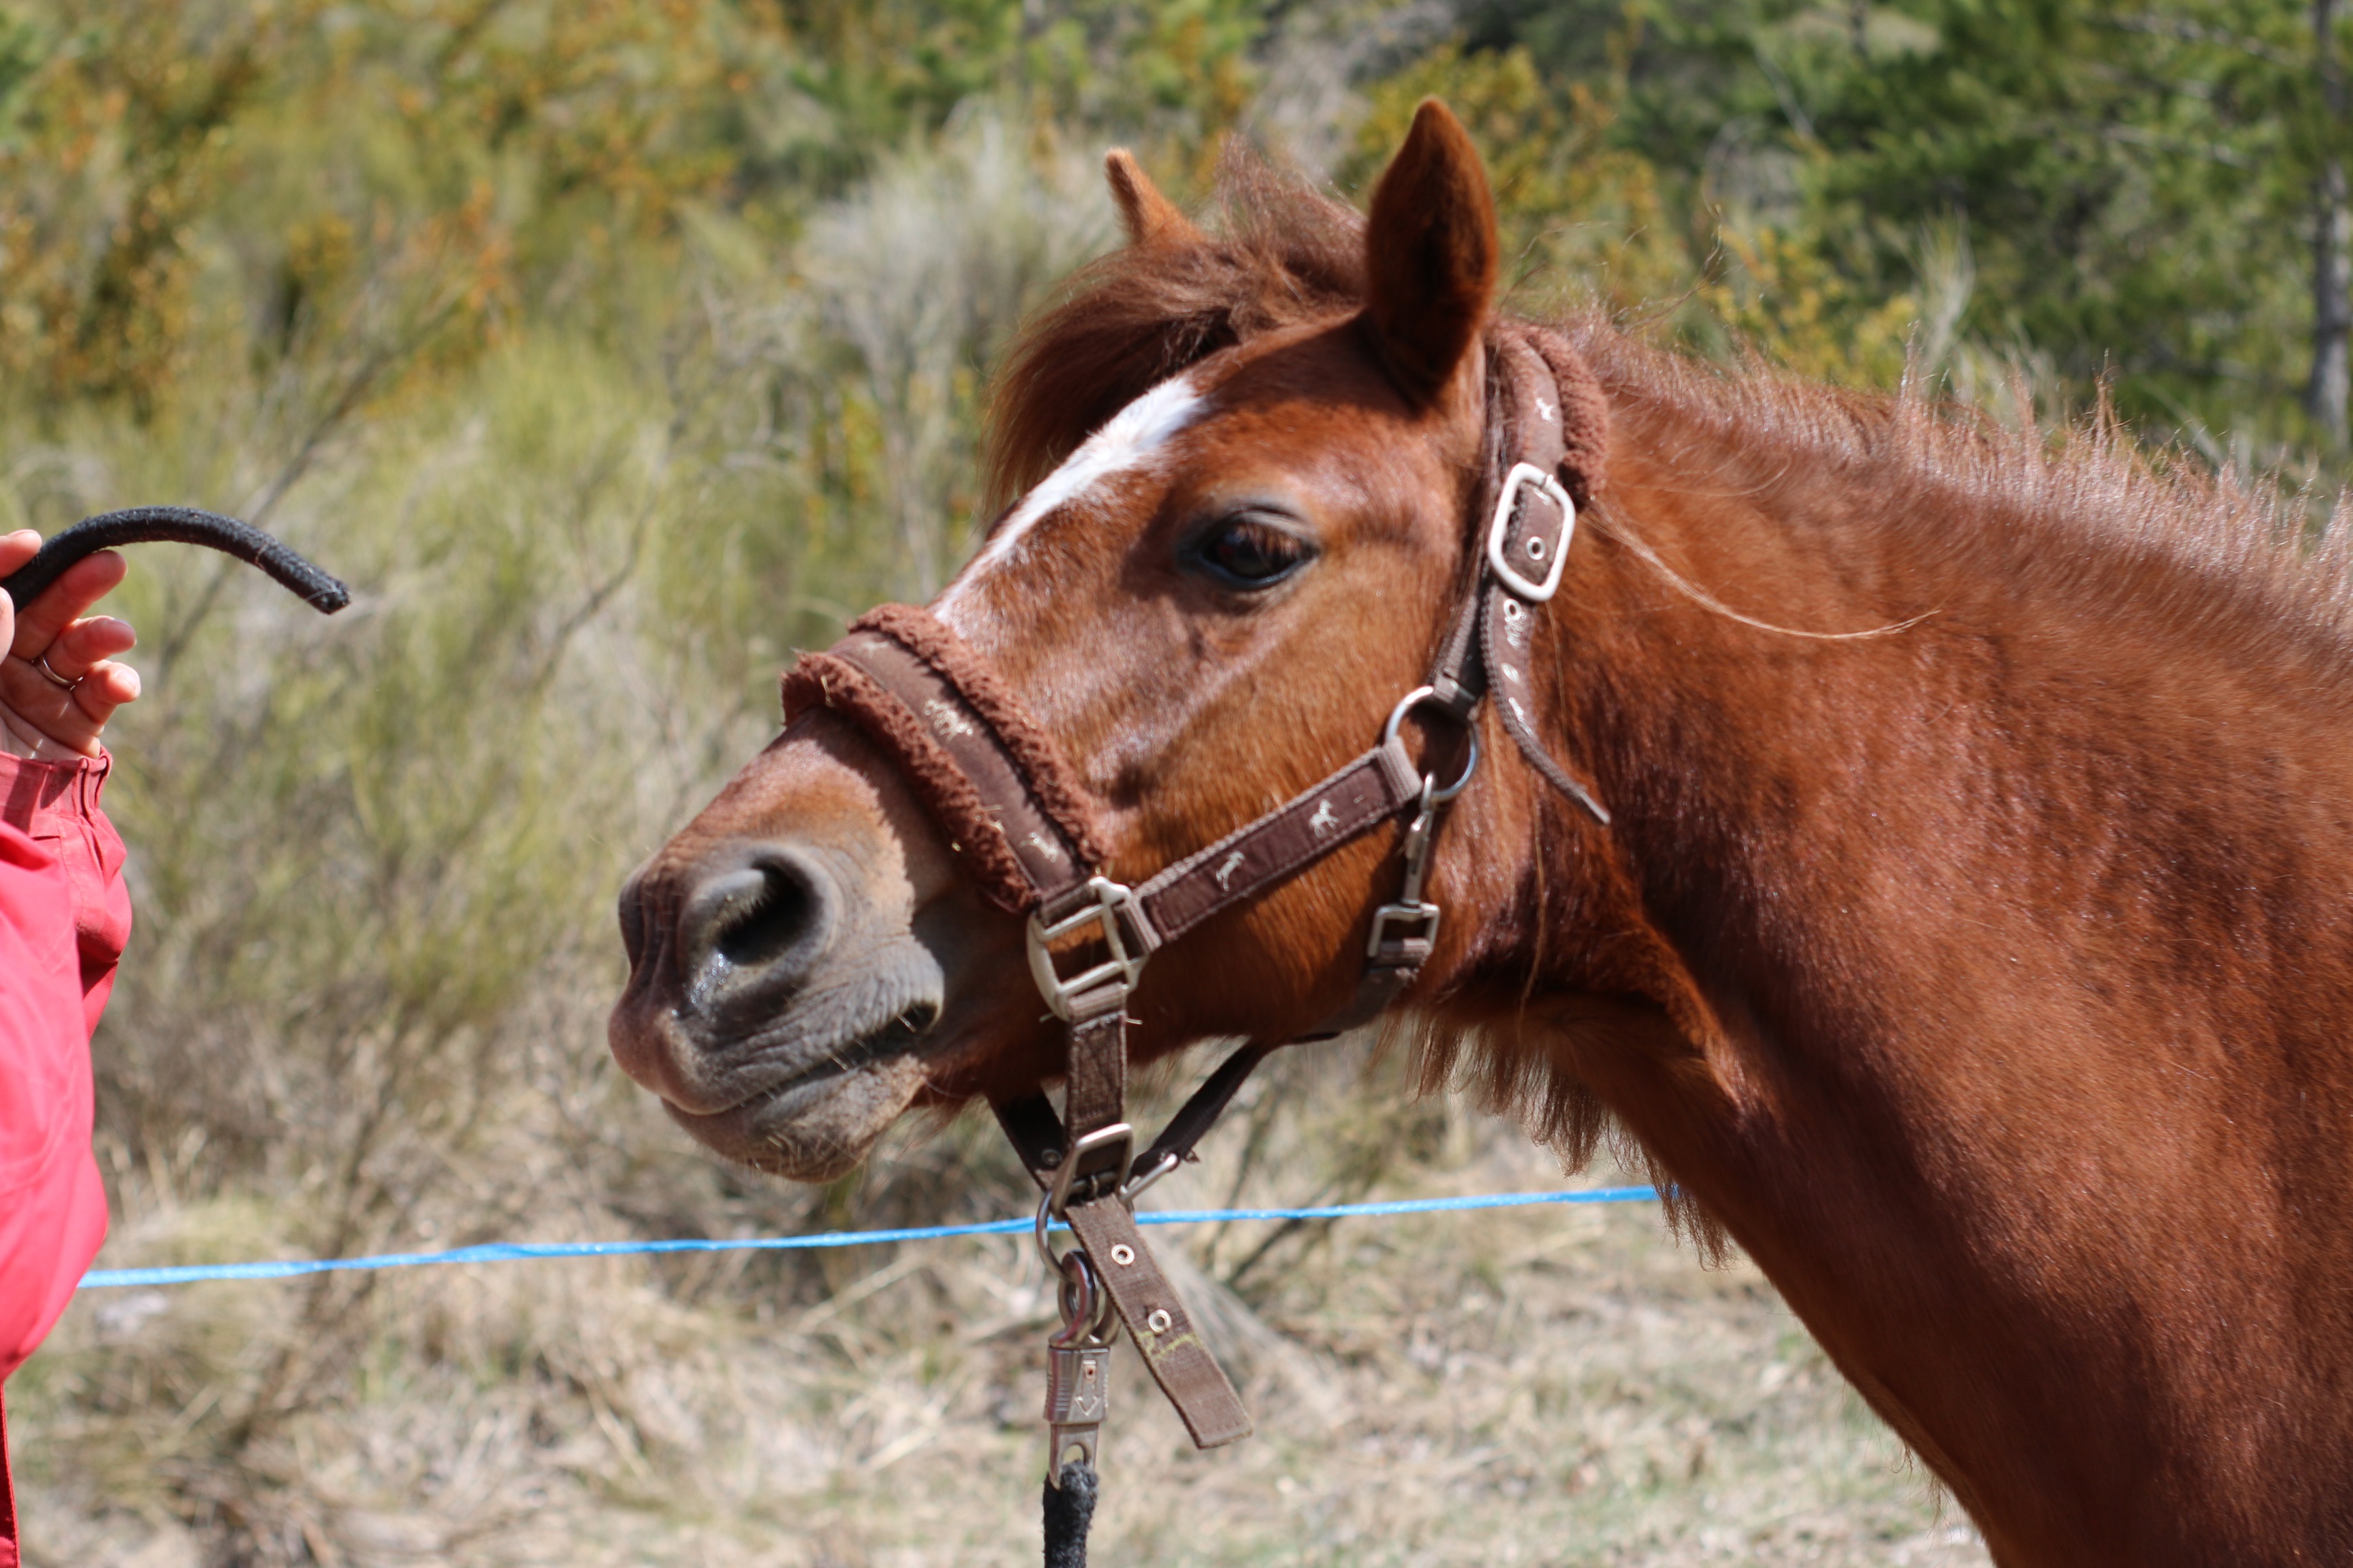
[1036,1194,1119,1343]
[1044,1245,1116,1483]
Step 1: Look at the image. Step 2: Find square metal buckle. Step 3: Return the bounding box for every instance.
[1485,461,1576,603]
[1048,1121,1137,1216]
[1366,899,1442,959]
[1027,876,1156,1021]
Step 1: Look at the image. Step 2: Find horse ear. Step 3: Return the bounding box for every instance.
[1106,150,1199,247]
[1361,100,1499,405]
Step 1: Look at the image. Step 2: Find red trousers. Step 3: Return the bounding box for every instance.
[0,751,130,1567]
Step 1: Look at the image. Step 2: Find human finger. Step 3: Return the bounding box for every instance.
[70,658,141,736]
[0,657,94,754]
[0,530,36,652]
[32,615,136,683]
[0,651,138,758]
[11,549,127,659]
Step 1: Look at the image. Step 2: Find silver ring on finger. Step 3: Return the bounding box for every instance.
[32,653,79,692]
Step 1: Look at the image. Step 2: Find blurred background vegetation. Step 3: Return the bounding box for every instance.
[0,0,2337,1562]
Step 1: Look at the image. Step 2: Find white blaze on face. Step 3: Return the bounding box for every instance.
[938,373,1204,625]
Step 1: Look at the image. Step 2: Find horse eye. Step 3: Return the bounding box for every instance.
[1191,517,1310,589]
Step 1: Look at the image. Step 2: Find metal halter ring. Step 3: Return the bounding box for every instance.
[1037,1205,1117,1342]
[1034,1188,1068,1274]
[1382,686,1481,802]
[31,653,77,692]
[1054,1248,1116,1343]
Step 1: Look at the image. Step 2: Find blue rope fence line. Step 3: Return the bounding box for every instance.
[78,1185,1662,1291]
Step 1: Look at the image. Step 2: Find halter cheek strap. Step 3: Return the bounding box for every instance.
[777,321,1611,1464]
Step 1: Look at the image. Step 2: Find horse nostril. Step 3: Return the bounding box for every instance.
[679,848,838,1001]
[717,862,818,968]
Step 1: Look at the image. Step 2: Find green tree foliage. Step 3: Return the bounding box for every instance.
[1806,0,2316,435]
[7,0,2344,443]
[1444,0,2346,445]
[0,0,1264,407]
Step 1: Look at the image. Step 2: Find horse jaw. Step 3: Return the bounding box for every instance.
[655,1053,927,1182]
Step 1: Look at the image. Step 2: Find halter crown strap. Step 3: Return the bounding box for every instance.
[1429,328,1611,825]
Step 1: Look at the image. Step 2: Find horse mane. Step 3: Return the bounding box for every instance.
[1571,331,2353,673]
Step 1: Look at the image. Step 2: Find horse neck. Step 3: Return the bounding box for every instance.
[1512,383,2353,1557]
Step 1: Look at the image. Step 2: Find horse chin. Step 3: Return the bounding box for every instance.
[661,1049,929,1180]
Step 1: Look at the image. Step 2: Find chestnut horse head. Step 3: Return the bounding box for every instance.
[608,103,1596,1174]
[614,101,2353,1563]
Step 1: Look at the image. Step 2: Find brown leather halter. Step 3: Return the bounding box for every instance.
[780,324,1611,1470]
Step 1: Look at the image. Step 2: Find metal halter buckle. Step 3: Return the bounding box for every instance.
[1026,876,1157,1021]
[1365,898,1440,959]
[1048,1121,1137,1218]
[1485,461,1576,603]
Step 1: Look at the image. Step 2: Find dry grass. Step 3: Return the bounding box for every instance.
[14,1049,1990,1568]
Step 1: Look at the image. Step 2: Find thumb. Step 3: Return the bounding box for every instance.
[0,530,36,650]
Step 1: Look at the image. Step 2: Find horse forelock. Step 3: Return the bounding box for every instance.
[981,151,1369,511]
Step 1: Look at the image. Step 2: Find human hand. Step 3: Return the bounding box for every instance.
[0,529,140,761]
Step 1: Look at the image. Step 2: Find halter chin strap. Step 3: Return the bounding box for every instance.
[778,320,1610,1463]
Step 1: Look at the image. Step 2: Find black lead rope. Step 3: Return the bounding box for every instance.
[1043,1461,1098,1567]
[0,506,350,615]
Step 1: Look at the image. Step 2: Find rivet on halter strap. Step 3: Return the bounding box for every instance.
[777,322,1611,1563]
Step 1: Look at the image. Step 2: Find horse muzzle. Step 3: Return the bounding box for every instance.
[608,802,954,1178]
